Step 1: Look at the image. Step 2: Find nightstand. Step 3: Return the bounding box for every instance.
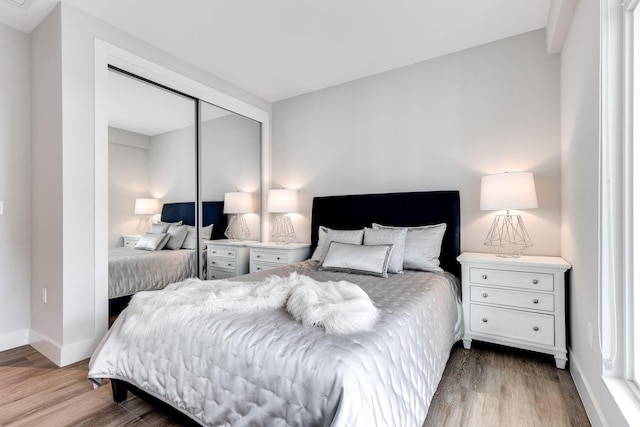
[457,252,571,369]
[205,240,256,280]
[123,235,142,248]
[247,242,311,273]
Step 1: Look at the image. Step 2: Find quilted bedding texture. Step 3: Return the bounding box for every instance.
[108,247,197,298]
[89,260,463,426]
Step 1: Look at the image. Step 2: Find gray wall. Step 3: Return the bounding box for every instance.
[273,29,561,255]
[0,23,31,351]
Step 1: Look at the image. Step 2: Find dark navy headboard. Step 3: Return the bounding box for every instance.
[310,191,461,277]
[160,201,227,240]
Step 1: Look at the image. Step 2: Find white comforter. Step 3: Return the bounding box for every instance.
[89,261,463,426]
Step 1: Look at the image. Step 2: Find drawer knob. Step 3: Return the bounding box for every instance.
[482,293,488,298]
[532,279,539,284]
[212,251,217,254]
[482,274,488,280]
[533,299,539,304]
[228,252,233,256]
[277,256,281,260]
[256,267,261,271]
[227,263,232,266]
[533,326,539,332]
[482,318,488,323]
[256,255,260,258]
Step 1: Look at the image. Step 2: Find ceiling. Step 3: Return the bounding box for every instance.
[108,71,231,136]
[1,0,552,102]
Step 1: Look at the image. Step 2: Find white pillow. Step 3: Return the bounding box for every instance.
[372,223,447,272]
[311,226,365,261]
[135,232,170,251]
[321,242,392,278]
[364,227,408,274]
[181,224,214,250]
[165,224,188,250]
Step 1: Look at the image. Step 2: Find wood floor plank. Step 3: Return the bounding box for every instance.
[0,343,590,426]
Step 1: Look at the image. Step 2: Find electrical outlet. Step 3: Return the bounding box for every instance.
[42,288,47,304]
[587,322,593,349]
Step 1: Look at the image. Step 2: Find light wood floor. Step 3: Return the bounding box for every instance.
[0,342,590,426]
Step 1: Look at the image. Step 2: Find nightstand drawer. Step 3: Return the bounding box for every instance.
[470,304,555,346]
[208,259,236,271]
[207,270,236,280]
[252,250,289,265]
[250,263,278,273]
[470,286,554,312]
[208,246,237,259]
[470,267,553,292]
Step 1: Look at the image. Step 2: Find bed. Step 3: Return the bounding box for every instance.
[108,201,227,299]
[91,190,463,426]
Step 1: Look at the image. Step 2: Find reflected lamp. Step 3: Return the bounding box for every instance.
[268,189,298,244]
[134,198,162,232]
[480,172,538,257]
[223,192,253,240]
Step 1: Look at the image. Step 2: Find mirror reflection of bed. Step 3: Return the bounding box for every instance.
[107,69,261,323]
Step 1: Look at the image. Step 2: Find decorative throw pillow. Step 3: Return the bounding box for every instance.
[150,221,183,234]
[364,227,408,274]
[164,224,188,250]
[135,232,170,251]
[181,224,214,250]
[311,226,365,261]
[372,223,447,272]
[321,242,393,278]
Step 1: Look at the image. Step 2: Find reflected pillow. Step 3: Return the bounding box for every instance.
[321,242,392,278]
[372,223,447,272]
[364,227,408,274]
[311,226,365,261]
[135,232,170,251]
[181,224,214,250]
[149,221,182,234]
[165,224,188,250]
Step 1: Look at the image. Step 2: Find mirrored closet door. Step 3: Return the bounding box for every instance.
[107,67,262,305]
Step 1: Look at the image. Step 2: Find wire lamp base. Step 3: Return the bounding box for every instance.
[224,214,250,240]
[271,214,296,244]
[484,214,532,258]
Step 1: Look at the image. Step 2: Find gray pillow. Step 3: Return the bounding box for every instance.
[372,223,447,272]
[321,242,392,278]
[311,226,365,261]
[181,224,214,250]
[364,227,408,274]
[165,224,188,250]
[135,232,170,251]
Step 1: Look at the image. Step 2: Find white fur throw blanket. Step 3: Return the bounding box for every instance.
[121,273,379,338]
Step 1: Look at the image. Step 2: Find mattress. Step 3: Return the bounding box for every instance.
[108,247,198,298]
[90,260,463,426]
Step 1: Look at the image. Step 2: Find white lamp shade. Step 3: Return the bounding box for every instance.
[268,189,299,213]
[223,192,254,214]
[480,172,538,211]
[134,198,162,215]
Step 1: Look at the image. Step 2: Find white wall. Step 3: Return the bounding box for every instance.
[273,29,561,254]
[0,23,31,351]
[108,127,150,248]
[560,0,627,425]
[30,2,269,365]
[149,126,196,203]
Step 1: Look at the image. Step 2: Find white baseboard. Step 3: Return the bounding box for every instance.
[0,329,29,352]
[29,329,100,367]
[569,348,607,427]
